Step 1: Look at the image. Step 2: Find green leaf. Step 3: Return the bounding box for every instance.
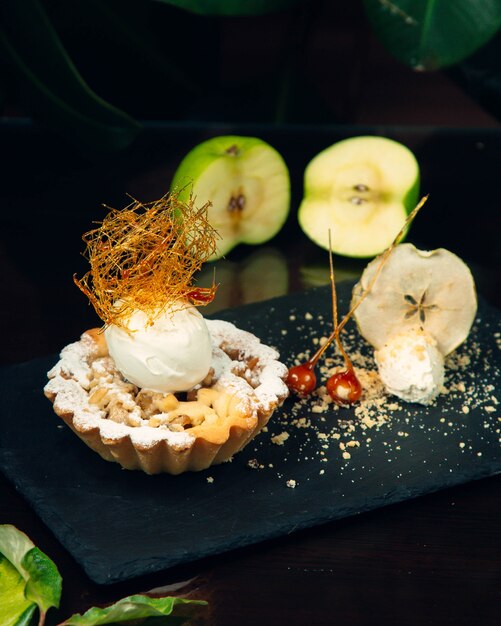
[1,0,140,152]
[0,555,37,626]
[0,524,35,578]
[23,548,62,615]
[363,0,501,70]
[0,525,62,623]
[62,595,207,625]
[155,0,303,16]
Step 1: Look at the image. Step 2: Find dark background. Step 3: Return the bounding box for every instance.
[2,1,500,129]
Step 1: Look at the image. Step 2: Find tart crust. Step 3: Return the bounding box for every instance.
[45,321,288,474]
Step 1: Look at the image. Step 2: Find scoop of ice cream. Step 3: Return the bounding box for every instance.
[104,303,212,393]
[374,327,444,405]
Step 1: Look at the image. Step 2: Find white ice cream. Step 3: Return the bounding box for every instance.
[104,303,212,393]
[374,327,444,405]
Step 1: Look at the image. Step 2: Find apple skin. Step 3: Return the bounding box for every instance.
[171,136,290,260]
[298,136,420,258]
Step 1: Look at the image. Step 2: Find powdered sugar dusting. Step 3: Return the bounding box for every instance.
[47,333,97,388]
[206,319,288,414]
[45,341,195,449]
[45,319,289,450]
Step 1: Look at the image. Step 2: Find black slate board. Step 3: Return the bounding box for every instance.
[1,284,500,585]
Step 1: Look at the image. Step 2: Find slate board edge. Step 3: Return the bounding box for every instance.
[3,452,500,585]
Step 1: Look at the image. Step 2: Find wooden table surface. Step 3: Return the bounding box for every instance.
[1,122,500,625]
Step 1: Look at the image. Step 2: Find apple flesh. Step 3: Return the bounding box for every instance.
[298,136,420,257]
[171,136,290,259]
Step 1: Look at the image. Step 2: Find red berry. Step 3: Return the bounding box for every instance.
[187,288,215,305]
[286,364,317,396]
[326,368,362,405]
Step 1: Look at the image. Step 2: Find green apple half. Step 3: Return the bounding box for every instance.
[171,136,290,260]
[298,136,420,257]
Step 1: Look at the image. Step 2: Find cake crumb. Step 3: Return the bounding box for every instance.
[312,404,326,414]
[342,451,351,460]
[462,406,470,414]
[207,476,214,483]
[361,416,377,428]
[286,479,297,488]
[271,431,290,446]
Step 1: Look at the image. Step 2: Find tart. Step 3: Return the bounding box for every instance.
[44,193,288,474]
[45,322,288,475]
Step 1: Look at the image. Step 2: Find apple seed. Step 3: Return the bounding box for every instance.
[349,196,367,205]
[228,193,246,213]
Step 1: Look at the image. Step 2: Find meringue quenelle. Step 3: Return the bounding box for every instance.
[375,328,444,405]
[105,302,212,393]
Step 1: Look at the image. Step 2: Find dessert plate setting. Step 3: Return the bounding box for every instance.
[0,282,500,585]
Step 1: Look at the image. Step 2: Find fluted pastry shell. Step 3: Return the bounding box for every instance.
[44,320,288,474]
